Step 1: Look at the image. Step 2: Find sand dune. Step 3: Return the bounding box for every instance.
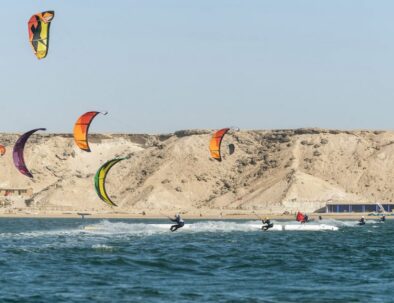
[0,129,393,216]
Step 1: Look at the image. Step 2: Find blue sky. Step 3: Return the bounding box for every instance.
[1,1,394,133]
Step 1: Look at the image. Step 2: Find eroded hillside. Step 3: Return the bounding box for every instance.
[0,129,393,215]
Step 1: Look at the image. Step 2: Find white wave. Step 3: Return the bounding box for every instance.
[92,244,115,251]
[0,228,83,240]
[312,218,380,227]
[4,218,380,240]
[81,220,339,234]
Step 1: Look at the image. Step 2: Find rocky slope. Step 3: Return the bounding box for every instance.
[0,129,393,215]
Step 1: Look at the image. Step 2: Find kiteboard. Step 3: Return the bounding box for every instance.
[83,225,98,230]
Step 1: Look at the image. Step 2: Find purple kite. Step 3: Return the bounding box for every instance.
[13,128,46,178]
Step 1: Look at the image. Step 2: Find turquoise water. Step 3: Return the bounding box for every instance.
[0,218,393,302]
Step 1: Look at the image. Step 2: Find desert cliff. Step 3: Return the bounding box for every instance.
[0,129,393,216]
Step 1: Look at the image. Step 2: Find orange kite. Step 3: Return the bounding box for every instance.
[209,128,230,161]
[73,111,107,152]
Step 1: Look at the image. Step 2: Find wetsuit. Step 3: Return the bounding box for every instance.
[170,215,185,232]
[359,218,366,225]
[381,216,386,222]
[301,215,309,224]
[262,219,274,231]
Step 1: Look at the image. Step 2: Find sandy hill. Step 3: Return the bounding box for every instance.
[0,129,393,216]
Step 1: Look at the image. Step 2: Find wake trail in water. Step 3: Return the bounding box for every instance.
[0,219,380,240]
[81,220,340,234]
[319,218,380,227]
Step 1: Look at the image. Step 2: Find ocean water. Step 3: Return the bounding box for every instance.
[0,218,393,303]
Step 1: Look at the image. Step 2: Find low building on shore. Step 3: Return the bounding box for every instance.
[325,202,394,213]
[0,188,33,197]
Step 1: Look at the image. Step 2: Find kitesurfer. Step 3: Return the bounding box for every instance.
[262,217,274,231]
[170,213,184,232]
[359,216,366,225]
[380,215,386,222]
[301,214,309,224]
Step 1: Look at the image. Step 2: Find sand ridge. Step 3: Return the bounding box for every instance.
[0,129,393,216]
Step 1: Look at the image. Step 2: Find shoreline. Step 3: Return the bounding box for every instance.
[0,212,389,220]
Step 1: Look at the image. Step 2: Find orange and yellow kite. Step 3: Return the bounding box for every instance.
[0,145,5,156]
[209,128,230,161]
[73,111,107,152]
[28,11,55,59]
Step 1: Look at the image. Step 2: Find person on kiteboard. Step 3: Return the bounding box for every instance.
[262,217,274,231]
[296,211,308,224]
[380,215,386,222]
[170,213,185,232]
[359,216,366,225]
[300,214,310,224]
